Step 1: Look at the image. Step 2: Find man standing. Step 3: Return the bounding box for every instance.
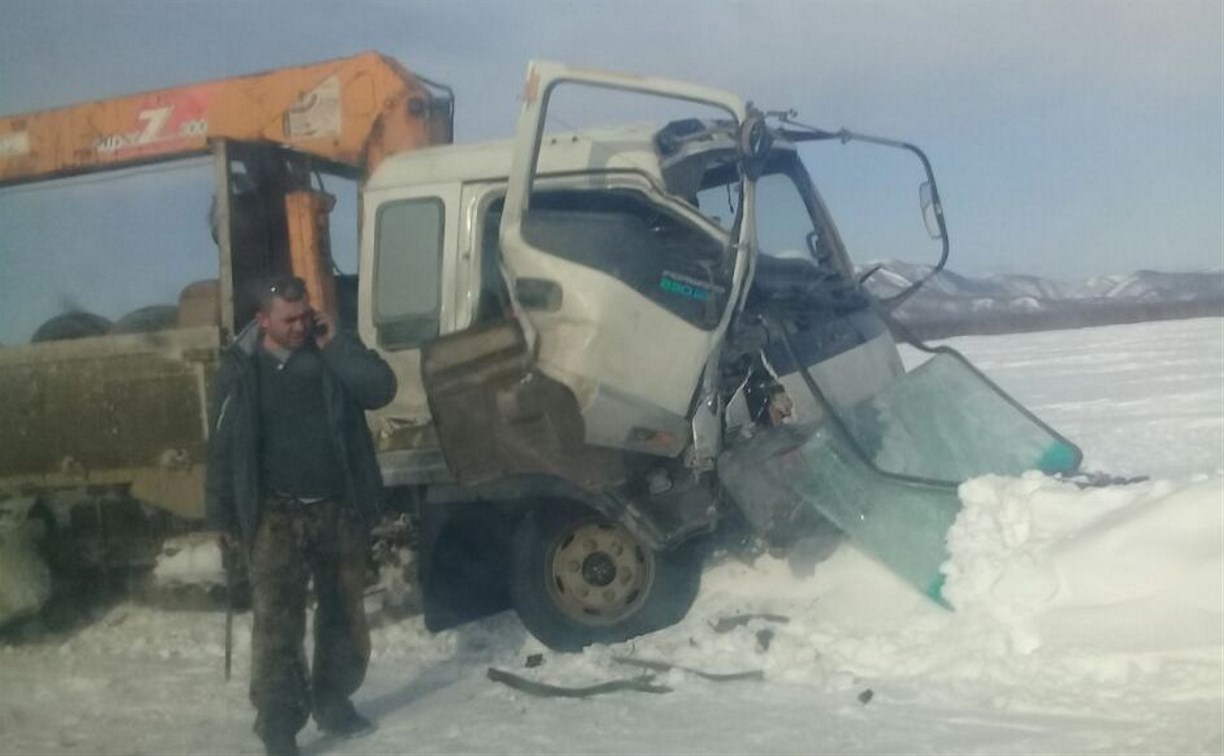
[206,276,397,756]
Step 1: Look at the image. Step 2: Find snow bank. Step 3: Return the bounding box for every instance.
[152,534,225,587]
[945,474,1222,658]
[587,472,1223,722]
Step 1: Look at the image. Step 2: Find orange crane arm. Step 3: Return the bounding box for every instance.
[0,51,452,187]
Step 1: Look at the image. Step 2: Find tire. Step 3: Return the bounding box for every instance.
[111,305,178,335]
[510,502,702,651]
[31,312,112,343]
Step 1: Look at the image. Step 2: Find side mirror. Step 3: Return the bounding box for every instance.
[920,181,944,240]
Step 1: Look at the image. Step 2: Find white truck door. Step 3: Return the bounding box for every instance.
[498,61,751,456]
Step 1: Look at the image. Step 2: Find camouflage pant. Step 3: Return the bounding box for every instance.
[249,495,370,737]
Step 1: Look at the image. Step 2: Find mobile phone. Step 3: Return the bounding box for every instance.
[307,309,327,337]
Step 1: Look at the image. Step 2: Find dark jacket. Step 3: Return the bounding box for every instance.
[204,322,397,542]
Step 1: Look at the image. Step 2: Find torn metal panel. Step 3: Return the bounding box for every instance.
[420,318,625,489]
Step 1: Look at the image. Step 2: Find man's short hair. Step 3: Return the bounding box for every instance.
[257,275,308,313]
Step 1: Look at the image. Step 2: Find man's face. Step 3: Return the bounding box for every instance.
[258,296,312,351]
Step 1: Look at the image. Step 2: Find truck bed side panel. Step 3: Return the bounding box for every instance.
[0,327,219,518]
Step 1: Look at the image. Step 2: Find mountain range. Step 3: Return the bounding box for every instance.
[856,262,1224,338]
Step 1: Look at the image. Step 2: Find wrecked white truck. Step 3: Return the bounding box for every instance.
[409,63,1082,647]
[0,59,1082,648]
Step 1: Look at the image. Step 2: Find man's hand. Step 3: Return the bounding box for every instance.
[311,309,335,350]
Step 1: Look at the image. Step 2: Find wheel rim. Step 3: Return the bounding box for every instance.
[547,519,655,626]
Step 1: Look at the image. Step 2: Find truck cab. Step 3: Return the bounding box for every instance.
[357,64,906,648]
[363,123,902,481]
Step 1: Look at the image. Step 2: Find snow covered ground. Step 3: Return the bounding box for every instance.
[2,317,1221,755]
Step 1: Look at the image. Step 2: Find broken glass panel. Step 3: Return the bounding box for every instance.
[836,351,1080,482]
[720,350,1080,604]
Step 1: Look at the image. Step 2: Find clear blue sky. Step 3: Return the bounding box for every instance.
[1,0,1220,342]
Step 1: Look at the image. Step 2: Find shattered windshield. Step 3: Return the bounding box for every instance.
[692,154,836,267]
[658,122,829,264]
[695,170,808,259]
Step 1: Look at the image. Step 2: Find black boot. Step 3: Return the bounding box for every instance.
[260,729,301,756]
[255,714,303,756]
[314,698,376,738]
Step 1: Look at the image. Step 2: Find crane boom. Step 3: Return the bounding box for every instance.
[0,51,452,187]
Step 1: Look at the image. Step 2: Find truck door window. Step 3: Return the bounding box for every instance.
[517,190,730,330]
[373,197,443,349]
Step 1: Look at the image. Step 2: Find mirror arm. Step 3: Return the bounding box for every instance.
[875,141,949,311]
[831,128,949,268]
[780,114,951,311]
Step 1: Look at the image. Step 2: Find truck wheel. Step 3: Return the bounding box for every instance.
[511,503,702,651]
